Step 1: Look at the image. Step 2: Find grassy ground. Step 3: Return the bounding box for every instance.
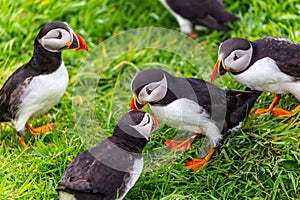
[0,0,299,199]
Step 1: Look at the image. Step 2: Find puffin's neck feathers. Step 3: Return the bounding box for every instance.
[26,39,62,74]
[110,125,148,153]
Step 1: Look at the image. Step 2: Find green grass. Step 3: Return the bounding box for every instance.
[0,0,300,199]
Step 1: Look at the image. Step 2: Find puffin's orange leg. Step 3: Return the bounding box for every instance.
[164,134,201,152]
[18,135,27,148]
[185,148,216,172]
[188,30,198,39]
[272,104,300,117]
[26,122,55,137]
[254,94,281,115]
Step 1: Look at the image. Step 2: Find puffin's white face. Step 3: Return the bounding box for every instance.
[137,74,168,104]
[38,28,73,52]
[130,113,158,139]
[222,43,253,73]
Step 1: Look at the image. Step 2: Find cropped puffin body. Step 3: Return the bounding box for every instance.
[0,21,88,148]
[159,0,240,38]
[130,68,260,171]
[57,110,159,200]
[211,37,300,117]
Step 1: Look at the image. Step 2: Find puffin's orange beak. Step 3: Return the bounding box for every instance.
[130,95,146,110]
[67,30,88,51]
[211,59,230,82]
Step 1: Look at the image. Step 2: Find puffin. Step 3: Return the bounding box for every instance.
[130,68,260,171]
[57,110,159,200]
[211,37,300,117]
[159,0,240,38]
[0,21,88,148]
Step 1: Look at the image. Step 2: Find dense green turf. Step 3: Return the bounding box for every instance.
[0,0,299,199]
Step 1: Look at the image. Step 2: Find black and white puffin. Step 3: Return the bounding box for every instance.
[57,110,159,200]
[0,21,88,148]
[130,68,260,171]
[211,37,300,117]
[159,0,240,38]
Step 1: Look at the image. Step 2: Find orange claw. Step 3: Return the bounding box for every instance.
[272,104,300,117]
[185,148,216,172]
[254,94,281,115]
[26,122,55,136]
[164,134,201,152]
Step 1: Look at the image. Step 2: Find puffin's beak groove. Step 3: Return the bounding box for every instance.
[211,59,230,82]
[67,30,88,51]
[130,95,146,110]
[150,114,160,132]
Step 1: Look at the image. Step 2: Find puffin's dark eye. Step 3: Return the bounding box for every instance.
[233,55,239,61]
[57,31,62,39]
[146,88,152,95]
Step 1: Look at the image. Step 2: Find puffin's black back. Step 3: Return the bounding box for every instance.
[251,37,300,77]
[166,0,239,31]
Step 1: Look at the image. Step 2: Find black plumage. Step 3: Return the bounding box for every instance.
[249,37,300,77]
[57,110,158,200]
[161,0,239,32]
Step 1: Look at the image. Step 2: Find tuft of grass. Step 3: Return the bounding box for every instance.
[0,0,299,199]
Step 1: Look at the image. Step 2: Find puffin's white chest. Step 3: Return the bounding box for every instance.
[150,98,222,147]
[117,158,143,200]
[18,62,69,118]
[233,57,300,95]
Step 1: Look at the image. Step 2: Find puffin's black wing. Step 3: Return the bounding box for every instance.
[210,0,240,23]
[186,78,227,118]
[185,78,260,130]
[166,0,239,31]
[253,37,300,77]
[0,64,34,121]
[58,139,130,196]
[225,90,261,129]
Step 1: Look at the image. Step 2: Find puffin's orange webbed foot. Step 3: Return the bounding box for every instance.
[26,122,55,137]
[254,94,281,115]
[185,148,215,172]
[165,134,201,152]
[254,108,273,115]
[188,30,198,39]
[272,104,300,117]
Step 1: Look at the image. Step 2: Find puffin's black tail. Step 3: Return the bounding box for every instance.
[225,89,261,129]
[211,0,240,23]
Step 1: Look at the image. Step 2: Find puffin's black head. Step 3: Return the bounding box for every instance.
[211,38,253,82]
[115,110,159,140]
[130,68,169,110]
[36,21,88,53]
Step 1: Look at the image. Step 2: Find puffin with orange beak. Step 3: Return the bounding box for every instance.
[130,68,260,171]
[0,21,88,148]
[211,37,300,117]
